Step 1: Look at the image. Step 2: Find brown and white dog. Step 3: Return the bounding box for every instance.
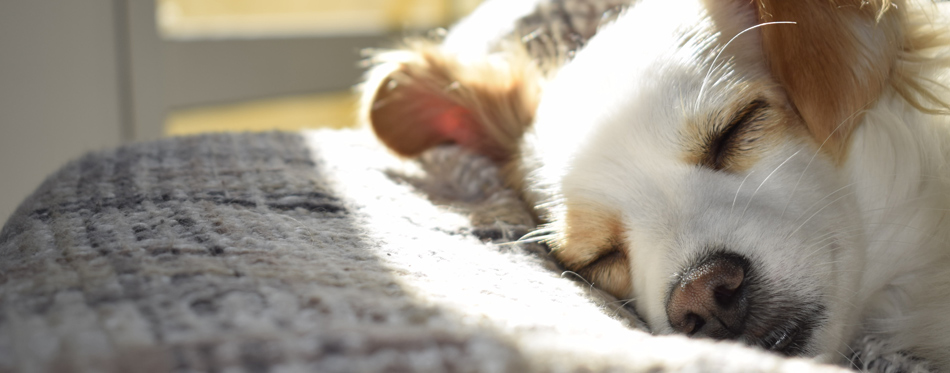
[361,0,950,368]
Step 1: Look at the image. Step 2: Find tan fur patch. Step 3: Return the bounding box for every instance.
[549,205,632,298]
[360,39,542,162]
[756,0,903,162]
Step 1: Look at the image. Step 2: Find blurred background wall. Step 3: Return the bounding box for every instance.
[1,1,125,227]
[0,0,481,226]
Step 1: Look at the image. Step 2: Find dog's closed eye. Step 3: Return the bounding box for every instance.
[551,211,633,299]
[698,100,770,171]
[575,247,631,297]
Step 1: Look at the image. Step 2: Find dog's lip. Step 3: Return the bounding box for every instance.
[765,327,796,352]
[756,320,811,356]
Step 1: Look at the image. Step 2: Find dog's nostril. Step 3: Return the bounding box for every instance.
[714,281,742,307]
[684,313,705,336]
[667,252,750,338]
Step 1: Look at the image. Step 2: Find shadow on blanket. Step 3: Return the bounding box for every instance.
[0,130,922,372]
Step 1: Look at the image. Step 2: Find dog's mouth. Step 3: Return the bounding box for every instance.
[750,315,818,356]
[762,324,800,353]
[743,278,826,356]
[678,291,821,356]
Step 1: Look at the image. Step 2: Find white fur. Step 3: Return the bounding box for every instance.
[847,90,950,366]
[521,0,950,368]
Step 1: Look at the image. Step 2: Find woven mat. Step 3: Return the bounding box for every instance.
[0,129,866,372]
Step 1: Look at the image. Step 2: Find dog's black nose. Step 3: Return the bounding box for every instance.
[666,252,750,338]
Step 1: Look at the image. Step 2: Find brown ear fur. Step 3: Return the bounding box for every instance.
[756,0,901,160]
[756,0,950,161]
[360,40,541,162]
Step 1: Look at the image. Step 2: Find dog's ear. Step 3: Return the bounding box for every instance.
[360,40,540,162]
[756,0,902,160]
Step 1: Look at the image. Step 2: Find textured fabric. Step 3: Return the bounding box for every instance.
[1,130,863,372]
[515,0,633,69]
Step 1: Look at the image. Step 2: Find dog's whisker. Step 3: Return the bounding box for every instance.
[609,297,640,318]
[781,99,876,219]
[740,149,802,220]
[795,224,869,263]
[789,191,857,238]
[811,290,861,309]
[790,182,856,223]
[732,170,756,214]
[786,169,943,224]
[801,236,849,263]
[795,223,864,255]
[836,195,949,218]
[507,236,555,245]
[787,171,949,218]
[517,231,556,241]
[697,21,797,105]
[561,270,596,290]
[519,228,557,240]
[841,343,861,368]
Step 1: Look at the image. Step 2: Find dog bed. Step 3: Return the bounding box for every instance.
[0,129,931,372]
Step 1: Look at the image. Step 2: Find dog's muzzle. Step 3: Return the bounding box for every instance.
[666,252,817,355]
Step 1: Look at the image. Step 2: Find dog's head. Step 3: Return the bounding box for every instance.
[362,0,939,362]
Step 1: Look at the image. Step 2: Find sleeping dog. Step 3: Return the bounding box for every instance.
[361,0,950,368]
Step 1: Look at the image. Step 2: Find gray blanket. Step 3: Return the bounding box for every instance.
[0,130,926,372]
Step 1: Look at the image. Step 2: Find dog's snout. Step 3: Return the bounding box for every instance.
[667,253,750,339]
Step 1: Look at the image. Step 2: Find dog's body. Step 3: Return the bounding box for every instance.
[362,0,950,368]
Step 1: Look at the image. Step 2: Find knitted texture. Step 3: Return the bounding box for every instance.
[1,130,863,372]
[515,0,632,69]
